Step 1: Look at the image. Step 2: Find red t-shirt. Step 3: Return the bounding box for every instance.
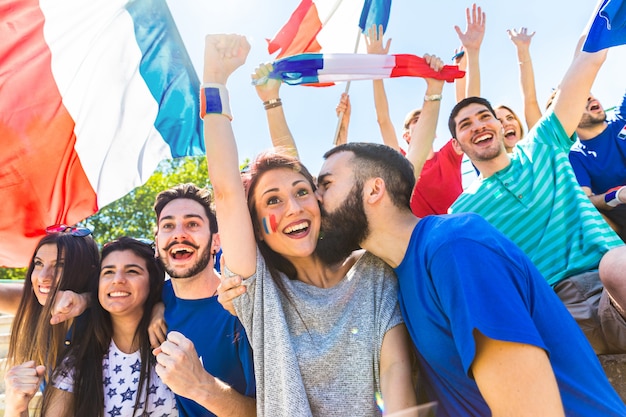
[405,140,463,217]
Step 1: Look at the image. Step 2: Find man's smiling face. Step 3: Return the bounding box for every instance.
[156,198,213,279]
[453,102,506,162]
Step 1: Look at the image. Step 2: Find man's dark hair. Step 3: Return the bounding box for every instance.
[154,183,218,234]
[323,143,414,210]
[448,96,497,139]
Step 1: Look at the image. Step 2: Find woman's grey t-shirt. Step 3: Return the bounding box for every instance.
[230,250,403,417]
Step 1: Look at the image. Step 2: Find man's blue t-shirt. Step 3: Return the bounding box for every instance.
[394,213,625,417]
[570,91,626,194]
[163,280,256,417]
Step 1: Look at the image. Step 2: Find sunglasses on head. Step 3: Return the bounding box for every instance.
[46,224,92,237]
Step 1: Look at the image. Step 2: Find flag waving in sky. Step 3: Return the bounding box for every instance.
[583,0,626,52]
[267,0,392,58]
[0,0,204,267]
[266,53,465,85]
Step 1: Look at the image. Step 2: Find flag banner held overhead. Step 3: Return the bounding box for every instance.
[266,53,465,86]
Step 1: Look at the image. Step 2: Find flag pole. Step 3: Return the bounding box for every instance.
[332,26,362,146]
[321,0,346,26]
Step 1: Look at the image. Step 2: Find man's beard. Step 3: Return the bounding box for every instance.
[316,182,369,265]
[158,241,211,279]
[578,111,606,129]
[460,136,503,163]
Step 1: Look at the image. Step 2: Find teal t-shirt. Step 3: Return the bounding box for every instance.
[450,110,623,285]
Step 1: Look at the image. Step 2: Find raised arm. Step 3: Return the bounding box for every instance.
[203,34,257,279]
[365,24,402,152]
[334,93,351,145]
[405,54,446,181]
[454,3,485,98]
[553,39,608,137]
[252,63,298,158]
[454,48,468,103]
[507,27,542,129]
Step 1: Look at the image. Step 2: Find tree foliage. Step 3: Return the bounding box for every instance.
[0,155,218,280]
[82,155,210,246]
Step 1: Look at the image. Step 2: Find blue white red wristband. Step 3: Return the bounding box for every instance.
[605,186,625,207]
[200,83,232,120]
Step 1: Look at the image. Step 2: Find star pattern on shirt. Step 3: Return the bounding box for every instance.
[130,359,142,374]
[107,405,122,417]
[97,341,176,415]
[153,397,166,408]
[120,387,136,402]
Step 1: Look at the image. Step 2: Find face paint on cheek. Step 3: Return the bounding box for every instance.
[262,214,278,235]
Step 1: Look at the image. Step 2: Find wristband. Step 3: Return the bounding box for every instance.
[604,186,625,207]
[200,83,232,120]
[263,98,282,110]
[424,94,442,102]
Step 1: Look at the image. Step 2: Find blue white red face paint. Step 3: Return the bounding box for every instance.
[262,214,278,235]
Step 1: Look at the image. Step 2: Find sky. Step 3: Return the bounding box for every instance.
[166,0,626,175]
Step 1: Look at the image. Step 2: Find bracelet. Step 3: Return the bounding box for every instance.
[424,94,442,102]
[200,83,232,120]
[518,59,531,65]
[604,186,625,207]
[263,98,282,110]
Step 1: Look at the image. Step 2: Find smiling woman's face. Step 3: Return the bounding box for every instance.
[31,244,62,306]
[98,249,150,322]
[253,168,321,261]
[496,107,522,152]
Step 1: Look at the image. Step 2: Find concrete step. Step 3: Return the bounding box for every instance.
[0,391,41,417]
[0,316,13,335]
[0,333,9,359]
[599,354,626,403]
[0,358,6,394]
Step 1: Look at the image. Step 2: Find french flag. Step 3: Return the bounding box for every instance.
[0,0,203,267]
[267,0,392,58]
[268,53,465,85]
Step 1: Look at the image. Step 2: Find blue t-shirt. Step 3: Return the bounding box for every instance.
[394,214,626,417]
[162,280,256,417]
[570,91,626,194]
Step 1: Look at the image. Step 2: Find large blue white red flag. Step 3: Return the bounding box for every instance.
[267,0,392,59]
[583,0,626,52]
[0,0,203,267]
[267,53,465,85]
